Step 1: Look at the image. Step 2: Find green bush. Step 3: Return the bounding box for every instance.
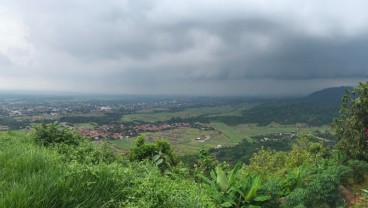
[125,162,215,207]
[129,136,177,171]
[200,162,270,207]
[33,122,82,146]
[333,81,368,161]
[347,159,368,183]
[285,160,351,208]
[53,140,119,165]
[194,149,219,178]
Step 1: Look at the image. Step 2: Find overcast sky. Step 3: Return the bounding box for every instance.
[0,0,367,97]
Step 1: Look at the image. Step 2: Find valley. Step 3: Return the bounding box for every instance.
[0,87,342,164]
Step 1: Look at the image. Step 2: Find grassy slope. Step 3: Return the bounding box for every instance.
[0,131,214,208]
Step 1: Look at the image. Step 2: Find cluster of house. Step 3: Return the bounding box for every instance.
[259,132,296,142]
[0,125,9,131]
[194,135,223,149]
[80,124,131,140]
[80,129,128,140]
[2,105,71,118]
[133,122,190,132]
[79,122,192,140]
[192,123,216,131]
[195,135,210,142]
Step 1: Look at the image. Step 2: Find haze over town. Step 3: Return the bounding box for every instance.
[0,0,367,96]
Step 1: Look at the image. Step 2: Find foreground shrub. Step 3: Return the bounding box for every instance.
[194,149,219,178]
[33,122,82,146]
[333,82,368,161]
[346,159,368,183]
[200,162,270,207]
[285,159,351,208]
[125,162,215,207]
[129,136,177,171]
[53,140,119,165]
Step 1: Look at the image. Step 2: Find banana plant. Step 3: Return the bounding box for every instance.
[280,166,306,197]
[236,175,271,208]
[200,161,270,208]
[200,162,241,207]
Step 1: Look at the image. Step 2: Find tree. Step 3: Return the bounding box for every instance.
[33,122,82,146]
[194,149,219,178]
[129,136,177,171]
[333,81,368,161]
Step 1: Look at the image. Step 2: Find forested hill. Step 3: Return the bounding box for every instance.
[303,86,353,103]
[238,86,351,126]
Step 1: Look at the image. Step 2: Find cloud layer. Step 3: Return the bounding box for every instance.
[0,0,367,96]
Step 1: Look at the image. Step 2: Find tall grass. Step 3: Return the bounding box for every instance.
[0,131,215,208]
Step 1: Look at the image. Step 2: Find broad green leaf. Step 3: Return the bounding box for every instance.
[152,154,160,161]
[228,161,242,184]
[229,185,243,195]
[220,202,233,207]
[198,174,213,185]
[253,195,271,201]
[210,170,216,180]
[156,159,163,165]
[245,205,261,208]
[216,165,229,191]
[245,176,261,200]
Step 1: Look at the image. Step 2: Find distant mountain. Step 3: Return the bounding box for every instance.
[303,86,353,103]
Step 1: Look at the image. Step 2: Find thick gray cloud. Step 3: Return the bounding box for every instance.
[0,53,12,66]
[0,0,367,96]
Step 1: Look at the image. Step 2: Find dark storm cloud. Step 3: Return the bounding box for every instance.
[216,33,368,80]
[1,0,368,95]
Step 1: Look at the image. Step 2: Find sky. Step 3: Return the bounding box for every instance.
[0,0,367,97]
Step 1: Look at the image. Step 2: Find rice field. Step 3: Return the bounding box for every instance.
[110,122,332,155]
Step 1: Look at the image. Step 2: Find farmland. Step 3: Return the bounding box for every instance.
[120,104,255,123]
[115,105,334,156]
[0,94,339,159]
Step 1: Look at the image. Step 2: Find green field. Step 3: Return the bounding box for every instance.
[109,138,136,152]
[74,122,97,129]
[142,127,226,154]
[110,127,225,155]
[114,102,336,155]
[121,104,254,123]
[110,122,332,155]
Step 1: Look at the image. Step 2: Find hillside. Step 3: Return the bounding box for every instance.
[0,131,214,207]
[2,121,367,208]
[303,86,353,103]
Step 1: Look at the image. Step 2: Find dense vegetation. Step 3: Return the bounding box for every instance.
[210,131,337,165]
[152,100,340,127]
[241,102,340,126]
[210,134,294,165]
[59,112,123,125]
[0,117,28,129]
[2,83,368,207]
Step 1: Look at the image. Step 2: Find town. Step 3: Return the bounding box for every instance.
[0,95,220,140]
